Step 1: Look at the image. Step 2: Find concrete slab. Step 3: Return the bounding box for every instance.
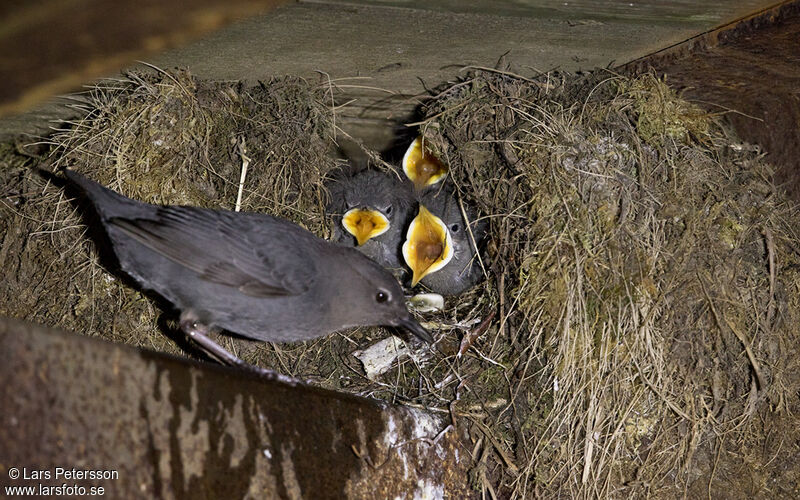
[0,316,470,498]
[0,0,780,147]
[147,0,778,92]
[310,0,777,25]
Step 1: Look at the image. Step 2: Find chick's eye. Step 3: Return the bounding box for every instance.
[450,223,460,233]
[375,291,389,303]
[385,205,393,215]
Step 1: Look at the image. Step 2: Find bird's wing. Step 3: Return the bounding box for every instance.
[109,206,316,297]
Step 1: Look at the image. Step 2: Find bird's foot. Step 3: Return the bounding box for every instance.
[178,313,301,384]
[179,316,248,368]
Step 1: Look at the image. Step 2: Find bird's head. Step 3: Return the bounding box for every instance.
[332,250,432,343]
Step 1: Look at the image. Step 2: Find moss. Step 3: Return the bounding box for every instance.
[413,69,800,497]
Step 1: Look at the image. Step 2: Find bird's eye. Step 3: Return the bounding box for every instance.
[385,205,393,215]
[450,223,460,233]
[375,291,389,303]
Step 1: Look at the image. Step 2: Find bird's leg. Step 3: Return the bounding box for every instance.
[178,311,298,384]
[179,312,247,368]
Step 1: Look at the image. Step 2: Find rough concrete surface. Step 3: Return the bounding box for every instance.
[0,317,470,499]
[0,0,778,146]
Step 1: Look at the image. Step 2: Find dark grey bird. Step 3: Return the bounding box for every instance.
[65,169,432,367]
[403,184,487,296]
[327,169,415,279]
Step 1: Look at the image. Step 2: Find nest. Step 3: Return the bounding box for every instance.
[2,67,800,498]
[413,70,800,497]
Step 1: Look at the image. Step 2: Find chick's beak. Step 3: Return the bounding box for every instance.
[394,315,434,343]
[402,205,454,286]
[343,208,390,246]
[402,136,448,191]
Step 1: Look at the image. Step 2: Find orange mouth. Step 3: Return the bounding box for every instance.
[402,205,453,285]
[402,136,448,190]
[342,208,390,246]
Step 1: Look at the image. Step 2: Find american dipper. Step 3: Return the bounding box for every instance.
[403,185,486,296]
[402,136,448,191]
[327,169,415,277]
[65,169,432,366]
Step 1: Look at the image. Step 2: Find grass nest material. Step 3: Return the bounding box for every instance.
[411,70,800,498]
[2,67,800,498]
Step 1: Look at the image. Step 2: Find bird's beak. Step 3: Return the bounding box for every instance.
[402,205,454,286]
[342,208,390,246]
[394,315,434,343]
[402,136,448,191]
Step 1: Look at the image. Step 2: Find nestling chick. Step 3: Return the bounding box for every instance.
[327,169,415,278]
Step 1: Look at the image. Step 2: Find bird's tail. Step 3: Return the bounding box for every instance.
[64,169,148,220]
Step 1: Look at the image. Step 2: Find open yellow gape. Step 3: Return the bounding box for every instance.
[402,136,448,190]
[402,205,453,285]
[342,208,390,246]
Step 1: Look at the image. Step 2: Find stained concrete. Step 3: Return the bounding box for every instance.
[149,0,778,90]
[624,1,800,199]
[0,317,470,499]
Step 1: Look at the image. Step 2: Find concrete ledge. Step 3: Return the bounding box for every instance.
[623,0,800,199]
[0,317,470,498]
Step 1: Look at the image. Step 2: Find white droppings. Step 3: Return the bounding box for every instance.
[262,448,272,459]
[407,293,444,313]
[353,336,410,380]
[408,408,439,441]
[381,410,450,490]
[413,478,444,500]
[384,413,399,447]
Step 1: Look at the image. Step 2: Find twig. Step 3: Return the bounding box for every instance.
[630,353,692,421]
[764,228,776,324]
[459,65,542,85]
[699,276,767,392]
[405,100,470,127]
[316,70,337,141]
[458,195,488,278]
[459,310,497,358]
[234,136,251,212]
[469,417,519,474]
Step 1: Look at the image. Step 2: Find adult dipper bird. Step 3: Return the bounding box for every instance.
[403,185,486,296]
[327,169,415,277]
[65,169,432,366]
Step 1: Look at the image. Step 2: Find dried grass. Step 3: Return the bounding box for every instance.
[411,70,800,497]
